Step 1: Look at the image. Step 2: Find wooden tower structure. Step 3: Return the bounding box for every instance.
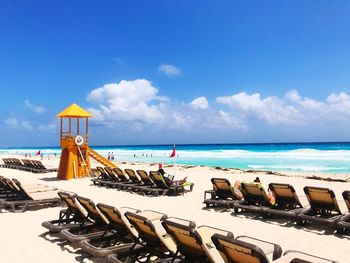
[56,103,92,180]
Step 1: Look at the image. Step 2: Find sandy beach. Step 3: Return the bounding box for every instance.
[0,154,349,262]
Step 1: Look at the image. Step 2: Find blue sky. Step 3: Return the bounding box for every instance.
[1,0,350,147]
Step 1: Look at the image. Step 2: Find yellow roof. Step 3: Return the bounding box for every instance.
[56,103,92,118]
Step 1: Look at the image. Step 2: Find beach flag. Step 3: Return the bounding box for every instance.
[36,150,41,156]
[170,145,176,158]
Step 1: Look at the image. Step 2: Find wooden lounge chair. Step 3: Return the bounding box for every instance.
[203,178,240,209]
[149,171,186,196]
[233,183,273,214]
[124,169,151,192]
[297,187,343,228]
[212,233,336,263]
[59,196,110,243]
[336,191,350,233]
[91,166,114,185]
[211,234,282,262]
[263,183,303,218]
[136,170,169,196]
[80,204,140,257]
[107,210,175,262]
[42,191,90,233]
[0,182,62,212]
[91,167,126,188]
[162,217,233,262]
[136,170,155,186]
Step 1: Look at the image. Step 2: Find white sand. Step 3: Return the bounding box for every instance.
[0,155,349,262]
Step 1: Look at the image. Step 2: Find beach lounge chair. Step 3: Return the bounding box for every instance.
[135,170,170,196]
[336,191,350,233]
[91,167,119,186]
[211,234,282,262]
[149,171,187,196]
[297,187,343,228]
[262,183,303,219]
[203,178,240,209]
[0,179,62,212]
[232,183,273,215]
[124,169,156,192]
[59,196,110,243]
[107,210,175,262]
[212,233,336,263]
[136,170,155,186]
[42,191,90,233]
[162,217,234,262]
[110,167,146,191]
[80,204,140,257]
[31,160,57,173]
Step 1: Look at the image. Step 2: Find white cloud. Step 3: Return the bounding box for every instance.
[86,79,246,134]
[217,90,350,126]
[21,121,33,130]
[87,79,166,123]
[158,64,181,77]
[217,92,301,125]
[190,96,209,109]
[5,117,19,129]
[5,117,33,130]
[25,100,46,113]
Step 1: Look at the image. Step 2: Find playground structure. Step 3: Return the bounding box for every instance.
[56,103,116,180]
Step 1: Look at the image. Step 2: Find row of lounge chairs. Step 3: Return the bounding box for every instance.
[0,158,57,173]
[42,192,338,262]
[91,166,194,196]
[204,178,350,234]
[0,176,62,212]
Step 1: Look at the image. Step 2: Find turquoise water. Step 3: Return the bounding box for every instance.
[1,142,350,174]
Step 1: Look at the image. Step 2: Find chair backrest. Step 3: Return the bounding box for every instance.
[13,158,23,166]
[113,167,129,181]
[211,233,269,263]
[97,203,133,235]
[343,191,350,212]
[125,169,141,183]
[149,171,168,189]
[104,167,119,180]
[162,219,207,260]
[241,183,271,206]
[268,183,302,209]
[76,196,109,225]
[58,191,86,217]
[3,178,20,194]
[125,211,164,247]
[211,178,237,200]
[136,170,153,185]
[33,160,46,169]
[303,187,341,214]
[22,159,35,168]
[9,178,30,198]
[96,166,110,179]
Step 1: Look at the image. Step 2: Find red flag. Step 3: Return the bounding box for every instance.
[36,150,41,156]
[169,145,176,158]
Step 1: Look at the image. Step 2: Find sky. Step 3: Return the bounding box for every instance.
[1,0,350,147]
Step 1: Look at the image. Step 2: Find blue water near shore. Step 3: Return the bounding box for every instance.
[1,142,350,174]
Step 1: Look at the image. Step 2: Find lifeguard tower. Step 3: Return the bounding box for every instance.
[56,103,116,180]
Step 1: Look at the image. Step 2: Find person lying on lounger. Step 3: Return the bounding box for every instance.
[157,163,193,190]
[233,177,276,204]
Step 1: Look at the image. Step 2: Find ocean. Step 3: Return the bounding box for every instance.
[1,142,350,174]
